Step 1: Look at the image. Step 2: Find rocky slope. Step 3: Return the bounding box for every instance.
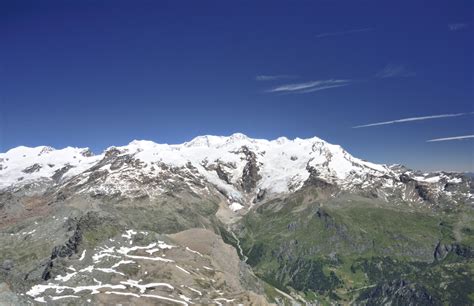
[0,134,473,305]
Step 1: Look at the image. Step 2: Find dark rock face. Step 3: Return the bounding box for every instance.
[1,260,14,272]
[240,147,261,193]
[415,184,433,202]
[41,212,111,281]
[304,165,336,192]
[22,164,42,174]
[42,225,82,281]
[38,147,54,156]
[87,169,108,184]
[87,148,122,172]
[399,174,414,184]
[51,227,82,260]
[314,208,333,227]
[434,242,473,261]
[399,174,436,203]
[104,147,121,159]
[215,165,231,184]
[110,154,134,171]
[357,279,440,306]
[80,149,94,157]
[52,165,73,182]
[254,188,266,203]
[287,221,298,231]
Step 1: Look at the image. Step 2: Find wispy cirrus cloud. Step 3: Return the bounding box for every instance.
[353,112,472,128]
[427,135,474,142]
[376,64,416,78]
[448,23,468,31]
[315,27,373,38]
[267,79,352,94]
[256,75,298,81]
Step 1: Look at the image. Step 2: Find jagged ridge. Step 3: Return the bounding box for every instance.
[0,133,471,211]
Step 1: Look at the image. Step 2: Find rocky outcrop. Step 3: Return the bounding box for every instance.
[305,166,327,186]
[110,154,134,170]
[356,279,440,306]
[80,149,94,157]
[41,224,82,281]
[240,146,261,193]
[215,164,231,184]
[86,147,122,173]
[400,174,436,203]
[253,188,266,203]
[41,212,115,281]
[434,241,473,261]
[51,165,73,182]
[22,164,42,174]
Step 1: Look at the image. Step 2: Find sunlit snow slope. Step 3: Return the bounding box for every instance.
[0,133,471,210]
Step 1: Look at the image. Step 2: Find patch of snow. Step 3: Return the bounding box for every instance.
[34,297,46,303]
[415,176,441,183]
[95,268,125,276]
[79,250,86,261]
[448,177,462,184]
[27,283,127,297]
[185,246,203,257]
[175,265,191,275]
[214,298,235,303]
[50,295,80,300]
[105,291,140,298]
[229,202,244,211]
[145,248,160,255]
[185,286,202,296]
[180,294,192,303]
[55,272,77,282]
[111,260,135,268]
[122,229,137,240]
[0,145,101,190]
[92,246,119,263]
[157,241,175,249]
[79,266,94,273]
[120,279,174,293]
[116,243,174,262]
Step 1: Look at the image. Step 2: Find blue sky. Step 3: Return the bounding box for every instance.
[1,0,473,171]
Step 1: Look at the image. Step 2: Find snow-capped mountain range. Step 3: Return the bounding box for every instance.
[0,133,471,210]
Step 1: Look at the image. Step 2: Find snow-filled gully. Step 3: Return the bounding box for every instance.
[26,230,235,305]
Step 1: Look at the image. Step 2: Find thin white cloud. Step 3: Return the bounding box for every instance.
[427,135,474,142]
[256,75,298,81]
[448,23,468,31]
[316,27,373,38]
[267,79,351,94]
[376,64,416,78]
[353,112,472,128]
[298,84,349,93]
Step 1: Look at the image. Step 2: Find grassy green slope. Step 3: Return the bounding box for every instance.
[238,187,474,304]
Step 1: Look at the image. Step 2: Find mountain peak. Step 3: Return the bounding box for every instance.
[184,133,252,148]
[0,134,470,209]
[228,132,250,141]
